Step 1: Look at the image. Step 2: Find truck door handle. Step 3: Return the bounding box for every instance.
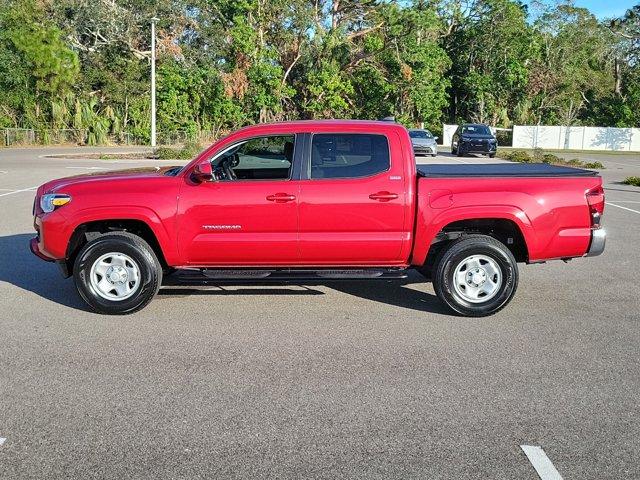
[369,191,398,202]
[266,193,296,203]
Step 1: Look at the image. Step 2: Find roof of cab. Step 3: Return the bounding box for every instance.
[233,119,408,133]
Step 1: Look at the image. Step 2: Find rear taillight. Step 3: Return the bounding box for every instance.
[586,186,605,228]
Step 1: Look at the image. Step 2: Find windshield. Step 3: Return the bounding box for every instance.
[461,125,491,135]
[409,130,433,139]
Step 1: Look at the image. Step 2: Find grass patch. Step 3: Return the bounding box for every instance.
[497,149,604,169]
[623,176,640,187]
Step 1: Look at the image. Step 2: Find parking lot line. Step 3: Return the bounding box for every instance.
[0,186,38,197]
[65,166,116,170]
[606,202,640,215]
[520,445,563,480]
[0,437,6,446]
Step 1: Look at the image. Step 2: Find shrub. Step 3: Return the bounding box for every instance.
[155,142,202,160]
[623,176,640,186]
[503,150,532,163]
[532,147,544,162]
[181,140,203,158]
[500,150,605,170]
[542,153,560,164]
[584,161,604,169]
[155,146,180,160]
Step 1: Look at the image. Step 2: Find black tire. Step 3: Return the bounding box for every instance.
[432,235,518,317]
[489,153,496,158]
[431,154,437,157]
[456,147,464,157]
[73,232,162,314]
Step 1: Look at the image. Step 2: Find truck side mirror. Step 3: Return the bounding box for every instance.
[192,162,213,183]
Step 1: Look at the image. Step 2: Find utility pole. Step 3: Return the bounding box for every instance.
[150,17,159,147]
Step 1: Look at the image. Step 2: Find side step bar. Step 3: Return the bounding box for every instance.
[163,268,409,286]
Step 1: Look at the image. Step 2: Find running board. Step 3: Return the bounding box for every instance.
[163,268,409,285]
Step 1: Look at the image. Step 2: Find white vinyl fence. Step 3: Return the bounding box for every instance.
[512,125,640,152]
[442,124,459,147]
[442,124,640,152]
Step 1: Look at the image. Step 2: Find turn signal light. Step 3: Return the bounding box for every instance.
[40,194,71,213]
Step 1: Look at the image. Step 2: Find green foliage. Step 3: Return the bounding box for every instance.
[0,0,638,144]
[499,150,605,169]
[501,150,533,163]
[623,176,640,186]
[584,161,604,169]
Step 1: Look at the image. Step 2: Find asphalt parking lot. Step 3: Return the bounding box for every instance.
[0,146,639,479]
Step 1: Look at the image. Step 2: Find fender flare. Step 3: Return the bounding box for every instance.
[411,205,535,266]
[63,206,178,265]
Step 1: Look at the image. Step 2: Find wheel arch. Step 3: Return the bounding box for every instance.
[65,217,172,277]
[412,210,533,271]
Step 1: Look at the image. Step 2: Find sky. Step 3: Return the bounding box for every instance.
[529,0,637,19]
[574,0,636,19]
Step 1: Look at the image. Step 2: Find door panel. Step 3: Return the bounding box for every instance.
[298,132,408,264]
[177,181,299,265]
[177,133,301,266]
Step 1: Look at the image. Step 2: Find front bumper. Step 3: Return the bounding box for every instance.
[585,229,606,257]
[30,236,54,262]
[459,141,497,154]
[413,145,437,156]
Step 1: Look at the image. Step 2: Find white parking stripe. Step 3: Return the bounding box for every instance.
[0,186,37,197]
[606,202,640,215]
[521,445,563,480]
[0,437,6,446]
[65,166,112,170]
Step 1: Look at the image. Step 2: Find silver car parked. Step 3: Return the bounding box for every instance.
[409,129,438,157]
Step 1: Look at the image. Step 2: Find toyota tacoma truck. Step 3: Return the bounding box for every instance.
[31,120,606,316]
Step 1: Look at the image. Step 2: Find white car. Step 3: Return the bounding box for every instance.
[409,129,438,157]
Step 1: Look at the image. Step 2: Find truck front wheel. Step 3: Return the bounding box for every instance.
[73,232,162,314]
[432,235,518,317]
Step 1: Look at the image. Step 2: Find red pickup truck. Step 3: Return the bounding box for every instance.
[31,120,605,316]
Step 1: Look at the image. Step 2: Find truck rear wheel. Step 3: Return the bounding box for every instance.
[432,235,518,317]
[73,232,162,315]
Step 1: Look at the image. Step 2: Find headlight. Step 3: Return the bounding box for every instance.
[40,194,71,213]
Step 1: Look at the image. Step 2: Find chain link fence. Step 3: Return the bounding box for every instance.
[1,128,143,147]
[1,128,219,147]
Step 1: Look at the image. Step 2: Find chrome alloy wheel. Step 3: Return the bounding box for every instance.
[89,252,141,301]
[453,254,502,304]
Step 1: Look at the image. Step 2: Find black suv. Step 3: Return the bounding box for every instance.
[451,124,497,158]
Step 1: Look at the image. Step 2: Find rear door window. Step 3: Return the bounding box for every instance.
[309,134,390,179]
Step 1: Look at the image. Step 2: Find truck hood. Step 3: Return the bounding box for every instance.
[41,166,180,193]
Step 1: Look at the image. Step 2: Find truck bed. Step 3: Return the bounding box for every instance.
[417,163,598,178]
